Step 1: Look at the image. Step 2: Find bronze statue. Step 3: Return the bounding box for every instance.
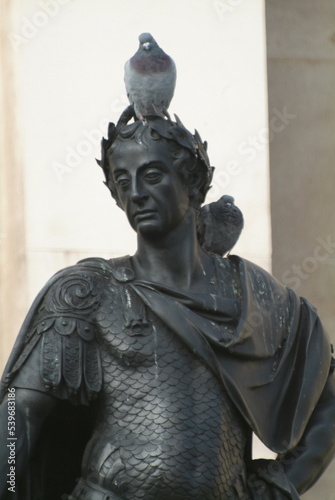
[0,110,334,500]
[0,33,335,499]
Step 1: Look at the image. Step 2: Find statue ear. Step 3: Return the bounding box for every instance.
[188,169,207,200]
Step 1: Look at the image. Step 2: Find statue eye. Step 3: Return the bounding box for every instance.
[115,175,130,189]
[143,169,163,183]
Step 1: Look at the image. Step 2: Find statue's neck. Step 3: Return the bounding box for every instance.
[132,216,213,292]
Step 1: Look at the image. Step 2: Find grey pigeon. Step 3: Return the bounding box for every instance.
[197,195,244,256]
[124,33,176,120]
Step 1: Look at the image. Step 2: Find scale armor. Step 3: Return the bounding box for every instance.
[10,257,250,499]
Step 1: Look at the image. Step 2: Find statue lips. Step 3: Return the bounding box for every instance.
[133,210,157,221]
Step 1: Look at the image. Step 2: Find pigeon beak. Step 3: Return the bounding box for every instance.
[142,42,151,51]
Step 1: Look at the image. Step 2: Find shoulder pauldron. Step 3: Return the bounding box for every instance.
[5,259,113,405]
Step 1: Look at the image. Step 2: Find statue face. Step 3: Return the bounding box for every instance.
[108,140,191,238]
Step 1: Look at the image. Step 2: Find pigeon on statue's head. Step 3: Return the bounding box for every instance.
[124,33,177,120]
[197,195,244,257]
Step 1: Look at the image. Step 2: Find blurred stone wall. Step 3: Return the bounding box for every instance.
[266,1,335,498]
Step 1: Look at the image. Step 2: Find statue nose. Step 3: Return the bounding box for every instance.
[130,179,147,203]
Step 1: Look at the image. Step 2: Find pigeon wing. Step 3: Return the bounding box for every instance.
[125,58,176,118]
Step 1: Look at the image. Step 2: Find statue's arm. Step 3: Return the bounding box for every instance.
[280,367,335,495]
[0,261,107,498]
[0,388,57,499]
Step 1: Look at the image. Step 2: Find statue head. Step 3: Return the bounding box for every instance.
[97,109,214,211]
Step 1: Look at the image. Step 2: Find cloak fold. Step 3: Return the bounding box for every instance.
[128,256,331,453]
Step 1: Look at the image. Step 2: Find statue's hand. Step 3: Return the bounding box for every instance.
[279,367,335,495]
[246,459,300,499]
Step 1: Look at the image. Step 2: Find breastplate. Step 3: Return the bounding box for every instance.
[80,283,249,500]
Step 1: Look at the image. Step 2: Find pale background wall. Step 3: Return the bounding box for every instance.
[0,0,334,497]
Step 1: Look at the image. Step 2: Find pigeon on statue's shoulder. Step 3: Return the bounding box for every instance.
[124,33,176,120]
[197,195,244,256]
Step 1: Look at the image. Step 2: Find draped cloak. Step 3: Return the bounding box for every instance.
[128,256,332,453]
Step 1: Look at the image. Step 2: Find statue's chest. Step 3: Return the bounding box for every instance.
[95,283,226,402]
[96,283,161,368]
[94,284,244,431]
[86,285,248,499]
